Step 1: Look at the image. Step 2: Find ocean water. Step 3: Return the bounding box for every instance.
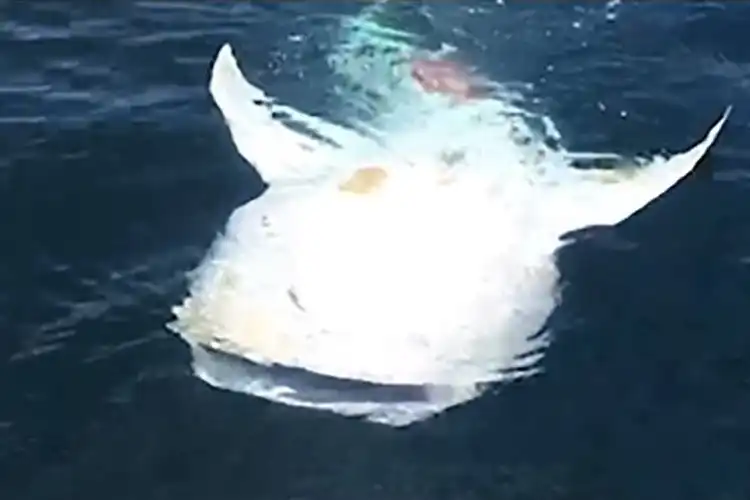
[2,2,750,499]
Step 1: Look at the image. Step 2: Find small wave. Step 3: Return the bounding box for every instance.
[191,344,482,427]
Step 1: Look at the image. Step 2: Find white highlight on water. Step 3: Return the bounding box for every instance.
[168,4,730,426]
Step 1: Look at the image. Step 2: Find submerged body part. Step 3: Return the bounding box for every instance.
[410,57,485,100]
[169,3,730,426]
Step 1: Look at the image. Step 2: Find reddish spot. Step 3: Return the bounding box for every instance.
[410,57,484,101]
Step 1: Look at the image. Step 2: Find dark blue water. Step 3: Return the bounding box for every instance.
[2,2,750,499]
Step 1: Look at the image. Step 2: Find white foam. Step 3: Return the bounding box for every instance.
[169,3,730,426]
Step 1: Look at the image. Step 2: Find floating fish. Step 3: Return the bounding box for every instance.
[169,7,730,426]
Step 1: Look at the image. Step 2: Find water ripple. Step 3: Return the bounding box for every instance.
[1,2,750,499]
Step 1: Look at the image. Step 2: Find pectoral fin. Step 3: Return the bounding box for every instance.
[548,107,731,239]
[209,44,375,184]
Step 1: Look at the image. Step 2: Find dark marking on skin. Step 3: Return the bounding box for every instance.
[440,149,466,166]
[288,288,305,311]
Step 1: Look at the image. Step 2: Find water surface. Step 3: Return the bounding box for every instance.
[2,2,750,499]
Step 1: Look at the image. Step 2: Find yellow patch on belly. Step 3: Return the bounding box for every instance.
[338,166,389,194]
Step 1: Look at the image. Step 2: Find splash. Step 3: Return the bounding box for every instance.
[169,2,729,426]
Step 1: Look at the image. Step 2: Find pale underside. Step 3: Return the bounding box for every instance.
[169,7,729,423]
